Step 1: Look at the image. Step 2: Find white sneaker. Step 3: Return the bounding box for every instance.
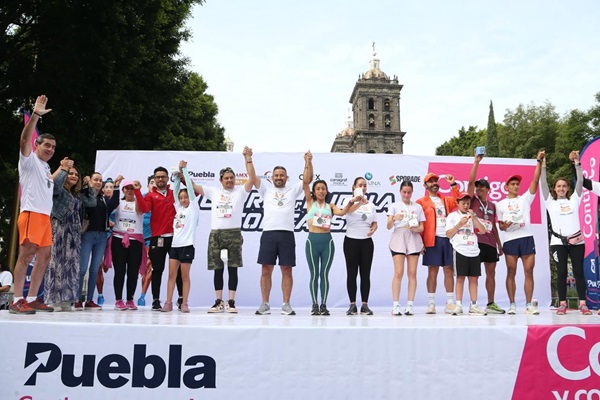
[507,303,517,315]
[425,303,436,314]
[444,303,456,314]
[469,304,487,316]
[404,304,414,316]
[392,304,402,316]
[525,305,540,315]
[452,304,463,315]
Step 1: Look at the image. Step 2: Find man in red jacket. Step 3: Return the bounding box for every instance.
[135,166,181,310]
[416,173,459,314]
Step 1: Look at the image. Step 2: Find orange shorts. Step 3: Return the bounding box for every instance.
[18,211,52,247]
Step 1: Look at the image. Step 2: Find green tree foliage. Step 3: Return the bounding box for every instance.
[435,125,485,156]
[0,0,225,259]
[486,100,499,157]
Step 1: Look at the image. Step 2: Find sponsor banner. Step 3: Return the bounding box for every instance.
[579,138,600,308]
[95,151,551,309]
[513,325,600,400]
[2,320,528,400]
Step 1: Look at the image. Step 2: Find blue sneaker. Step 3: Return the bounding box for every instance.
[137,293,146,306]
[97,294,104,306]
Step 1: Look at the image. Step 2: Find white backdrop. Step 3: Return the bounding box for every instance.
[95,151,550,309]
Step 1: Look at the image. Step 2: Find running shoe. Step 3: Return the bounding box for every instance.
[85,300,102,311]
[404,304,414,316]
[346,304,358,315]
[208,299,224,313]
[9,298,36,314]
[161,301,173,312]
[136,293,145,306]
[180,303,190,313]
[281,302,296,315]
[255,302,271,315]
[115,300,127,311]
[425,303,436,314]
[452,304,464,316]
[177,297,183,310]
[98,294,105,306]
[360,304,373,315]
[319,304,330,316]
[28,298,54,312]
[151,299,161,311]
[311,303,320,315]
[227,299,238,314]
[468,304,487,316]
[485,302,506,314]
[579,304,592,315]
[525,304,540,315]
[73,301,84,311]
[444,303,456,314]
[392,304,402,316]
[507,303,517,315]
[126,300,138,310]
[60,301,72,312]
[556,303,567,315]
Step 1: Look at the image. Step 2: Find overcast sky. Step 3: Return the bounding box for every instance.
[180,0,600,155]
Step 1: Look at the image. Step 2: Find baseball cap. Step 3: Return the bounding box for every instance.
[424,173,439,183]
[456,192,471,200]
[474,179,490,188]
[121,179,135,189]
[505,175,522,186]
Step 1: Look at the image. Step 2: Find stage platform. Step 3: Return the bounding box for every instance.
[2,307,600,400]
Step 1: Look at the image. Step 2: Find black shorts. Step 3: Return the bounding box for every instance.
[503,236,536,257]
[454,251,481,277]
[478,243,499,263]
[168,245,195,263]
[257,230,296,267]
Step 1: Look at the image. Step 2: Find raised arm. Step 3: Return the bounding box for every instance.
[303,150,313,186]
[540,158,550,199]
[467,151,484,197]
[51,157,72,183]
[529,150,545,195]
[21,95,52,157]
[181,161,196,202]
[570,151,583,196]
[243,146,256,192]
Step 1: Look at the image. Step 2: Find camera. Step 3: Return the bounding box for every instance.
[475,146,486,156]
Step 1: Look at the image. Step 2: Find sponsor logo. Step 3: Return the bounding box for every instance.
[513,326,600,399]
[364,172,381,186]
[329,172,348,186]
[24,342,216,389]
[235,172,248,185]
[364,172,373,181]
[389,175,421,185]
[299,173,321,181]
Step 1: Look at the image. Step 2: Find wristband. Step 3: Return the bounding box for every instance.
[33,111,42,118]
[537,159,543,163]
[575,163,581,166]
[450,182,457,187]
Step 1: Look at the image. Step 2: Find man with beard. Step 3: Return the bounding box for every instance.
[254,152,313,315]
[416,173,460,314]
[467,152,505,314]
[136,167,183,311]
[12,95,65,314]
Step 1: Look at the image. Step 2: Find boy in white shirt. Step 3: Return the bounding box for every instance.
[446,193,488,315]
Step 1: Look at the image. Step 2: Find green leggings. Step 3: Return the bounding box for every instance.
[306,232,335,304]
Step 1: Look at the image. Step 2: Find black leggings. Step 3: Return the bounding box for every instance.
[149,236,183,300]
[343,237,374,303]
[213,267,239,291]
[112,237,143,301]
[551,244,586,301]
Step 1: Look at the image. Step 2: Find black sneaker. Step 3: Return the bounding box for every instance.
[311,303,320,315]
[177,297,183,310]
[360,304,373,315]
[320,304,330,316]
[152,299,161,311]
[208,299,225,313]
[346,304,358,315]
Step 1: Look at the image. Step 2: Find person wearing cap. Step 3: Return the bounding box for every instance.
[135,166,183,311]
[467,152,505,314]
[496,150,545,315]
[541,151,591,315]
[416,172,460,314]
[446,192,488,315]
[253,152,314,316]
[188,146,257,314]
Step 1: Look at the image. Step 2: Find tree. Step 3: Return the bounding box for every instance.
[436,125,485,156]
[486,100,499,157]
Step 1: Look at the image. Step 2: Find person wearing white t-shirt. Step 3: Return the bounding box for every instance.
[0,263,13,310]
[446,193,488,316]
[191,147,257,314]
[497,150,545,315]
[253,151,314,316]
[542,151,591,315]
[12,95,70,314]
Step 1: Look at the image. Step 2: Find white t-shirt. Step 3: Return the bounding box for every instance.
[431,196,448,237]
[591,181,600,196]
[496,191,535,242]
[545,192,582,246]
[344,200,377,239]
[258,180,303,232]
[113,200,144,240]
[0,270,13,304]
[387,201,425,230]
[172,200,200,247]
[446,211,480,257]
[204,186,249,230]
[18,152,54,215]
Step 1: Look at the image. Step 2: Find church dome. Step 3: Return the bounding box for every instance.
[363,50,388,80]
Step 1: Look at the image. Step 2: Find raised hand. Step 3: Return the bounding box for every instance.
[33,95,53,116]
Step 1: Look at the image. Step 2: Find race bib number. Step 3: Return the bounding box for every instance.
[217,203,232,218]
[118,218,136,232]
[479,219,493,233]
[312,213,331,228]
